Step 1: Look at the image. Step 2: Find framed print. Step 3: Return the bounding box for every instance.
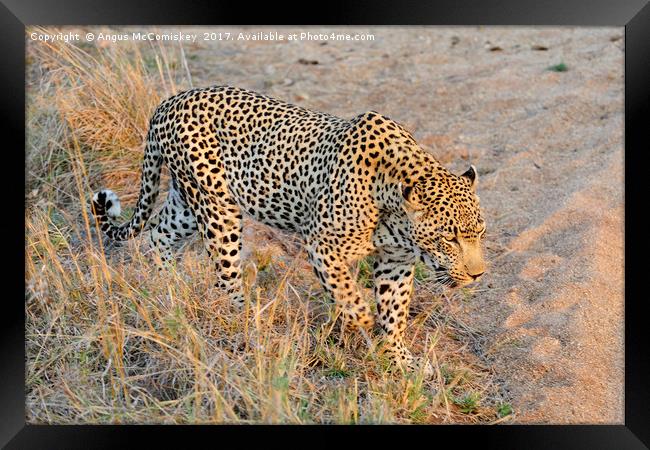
[6,0,650,447]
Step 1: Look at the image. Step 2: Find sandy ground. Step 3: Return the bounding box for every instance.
[61,26,627,423]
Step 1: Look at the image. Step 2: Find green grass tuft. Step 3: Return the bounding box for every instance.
[497,402,513,418]
[547,62,568,72]
[453,391,481,414]
[356,256,375,288]
[414,261,431,282]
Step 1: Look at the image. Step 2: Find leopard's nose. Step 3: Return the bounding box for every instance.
[470,271,484,280]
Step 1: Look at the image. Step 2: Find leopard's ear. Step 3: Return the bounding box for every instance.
[401,183,414,202]
[400,182,424,216]
[461,165,478,192]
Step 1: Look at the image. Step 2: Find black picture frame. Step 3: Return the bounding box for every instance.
[7,0,649,448]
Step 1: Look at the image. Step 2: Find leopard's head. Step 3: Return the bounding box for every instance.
[402,165,486,287]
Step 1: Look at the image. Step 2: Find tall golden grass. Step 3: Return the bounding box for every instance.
[25,28,508,424]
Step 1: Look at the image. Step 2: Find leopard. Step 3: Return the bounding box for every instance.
[91,85,487,376]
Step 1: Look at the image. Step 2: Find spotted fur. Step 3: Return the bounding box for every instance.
[91,85,487,375]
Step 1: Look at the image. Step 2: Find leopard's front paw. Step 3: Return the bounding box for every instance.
[406,357,434,379]
[382,341,433,379]
[382,340,413,370]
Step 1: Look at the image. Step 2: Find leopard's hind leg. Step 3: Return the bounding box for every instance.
[176,180,245,308]
[147,179,198,265]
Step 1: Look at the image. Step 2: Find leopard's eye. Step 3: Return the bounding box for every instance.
[442,235,458,244]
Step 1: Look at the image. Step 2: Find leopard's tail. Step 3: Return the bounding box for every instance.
[91,126,163,241]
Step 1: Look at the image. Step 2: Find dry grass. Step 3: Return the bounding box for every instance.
[25,29,510,424]
[26,26,184,209]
